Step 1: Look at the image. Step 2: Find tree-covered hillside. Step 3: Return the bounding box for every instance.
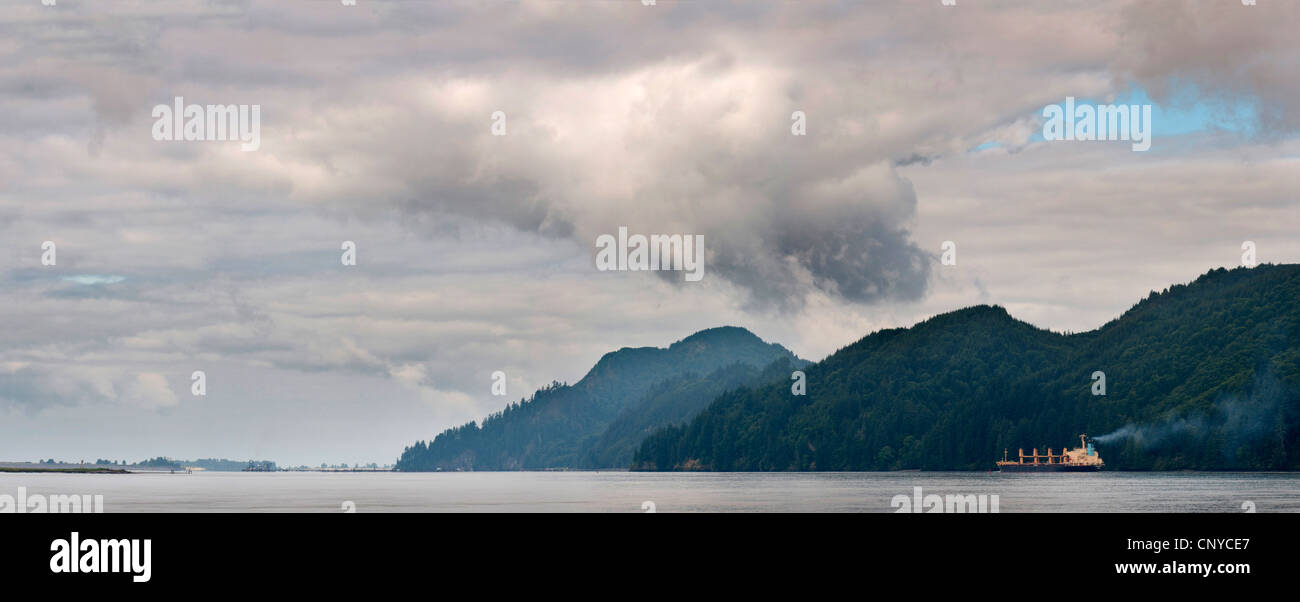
[632,265,1300,471]
[396,327,805,470]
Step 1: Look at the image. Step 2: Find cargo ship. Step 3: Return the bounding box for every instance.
[996,434,1103,472]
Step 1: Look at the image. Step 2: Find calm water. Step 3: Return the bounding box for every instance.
[2,471,1297,512]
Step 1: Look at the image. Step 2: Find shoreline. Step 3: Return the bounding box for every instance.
[0,467,130,474]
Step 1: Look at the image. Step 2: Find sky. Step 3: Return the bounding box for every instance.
[0,0,1297,465]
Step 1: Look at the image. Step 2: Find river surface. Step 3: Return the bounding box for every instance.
[2,471,1296,512]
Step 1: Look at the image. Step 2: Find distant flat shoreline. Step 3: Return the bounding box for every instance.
[0,466,129,474]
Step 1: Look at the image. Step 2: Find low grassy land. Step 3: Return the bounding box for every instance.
[0,466,129,474]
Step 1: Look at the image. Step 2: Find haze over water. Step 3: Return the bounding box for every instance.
[3,472,1296,513]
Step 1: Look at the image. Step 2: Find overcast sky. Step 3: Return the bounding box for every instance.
[0,0,1296,465]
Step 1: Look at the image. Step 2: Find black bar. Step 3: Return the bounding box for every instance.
[4,513,1286,590]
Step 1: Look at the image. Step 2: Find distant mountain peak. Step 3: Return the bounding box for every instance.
[670,325,763,348]
[906,304,1022,334]
[946,304,1011,318]
[584,325,794,382]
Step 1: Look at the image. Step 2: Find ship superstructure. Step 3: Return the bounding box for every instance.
[996,434,1104,472]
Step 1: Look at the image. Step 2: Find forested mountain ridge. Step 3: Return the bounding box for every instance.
[395,326,806,470]
[632,264,1300,471]
[584,357,804,468]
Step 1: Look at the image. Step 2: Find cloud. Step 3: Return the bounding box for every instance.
[0,364,175,412]
[1112,0,1300,135]
[120,372,179,410]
